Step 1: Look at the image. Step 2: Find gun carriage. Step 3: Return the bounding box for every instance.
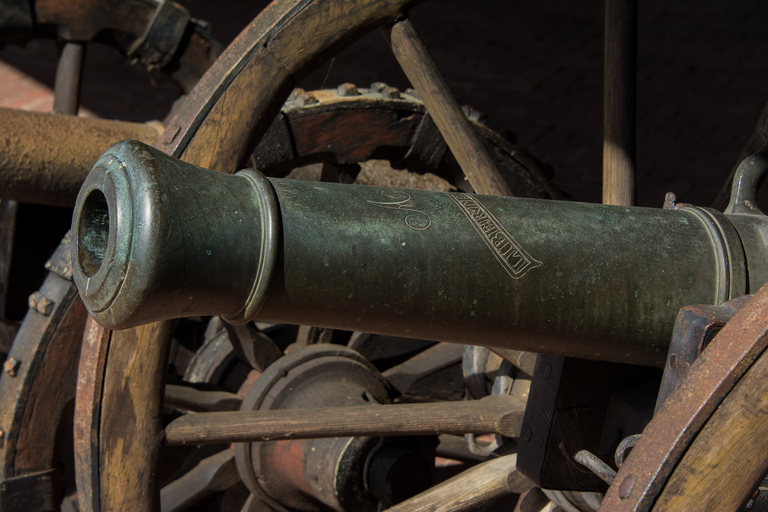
[1,0,768,511]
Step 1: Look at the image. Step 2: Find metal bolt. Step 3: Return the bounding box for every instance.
[543,365,551,379]
[663,192,677,210]
[618,474,637,499]
[337,83,360,97]
[461,105,486,124]
[371,81,388,92]
[28,292,54,316]
[3,358,19,377]
[383,86,401,99]
[404,88,420,100]
[669,354,677,369]
[297,92,319,107]
[523,428,532,442]
[289,88,305,100]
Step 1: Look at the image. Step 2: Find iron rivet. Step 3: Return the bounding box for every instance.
[28,292,54,316]
[619,474,637,499]
[543,365,551,379]
[523,428,532,442]
[337,83,360,97]
[4,358,19,377]
[164,124,180,145]
[669,354,677,369]
[384,86,401,99]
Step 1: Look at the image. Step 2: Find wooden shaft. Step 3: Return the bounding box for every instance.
[603,0,637,206]
[384,454,534,512]
[53,42,86,116]
[164,384,242,412]
[386,18,512,197]
[164,396,525,446]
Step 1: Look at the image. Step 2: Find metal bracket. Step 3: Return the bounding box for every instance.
[127,0,191,71]
[655,295,751,412]
[725,151,768,216]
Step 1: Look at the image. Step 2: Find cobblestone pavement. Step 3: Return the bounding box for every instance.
[1,0,767,208]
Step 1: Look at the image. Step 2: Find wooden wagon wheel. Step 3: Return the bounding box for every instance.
[72,0,560,508]
[0,85,548,511]
[597,282,768,511]
[0,3,222,509]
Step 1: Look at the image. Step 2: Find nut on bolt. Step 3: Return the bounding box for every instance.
[28,292,54,316]
[370,81,388,92]
[383,86,401,99]
[337,83,360,97]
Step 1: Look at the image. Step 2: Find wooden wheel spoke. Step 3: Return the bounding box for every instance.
[160,448,239,512]
[384,453,534,512]
[381,342,464,396]
[164,396,526,446]
[384,17,511,197]
[164,383,242,412]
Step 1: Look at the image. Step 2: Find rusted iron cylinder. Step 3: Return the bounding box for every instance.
[0,108,162,206]
[73,141,766,367]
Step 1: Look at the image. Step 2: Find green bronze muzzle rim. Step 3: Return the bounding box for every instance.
[223,168,280,325]
[72,152,133,315]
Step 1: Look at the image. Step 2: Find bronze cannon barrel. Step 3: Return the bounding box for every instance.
[0,108,162,206]
[72,141,766,367]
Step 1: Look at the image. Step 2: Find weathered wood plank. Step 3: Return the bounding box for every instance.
[97,321,174,512]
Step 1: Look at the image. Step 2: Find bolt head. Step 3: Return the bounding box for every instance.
[619,474,637,499]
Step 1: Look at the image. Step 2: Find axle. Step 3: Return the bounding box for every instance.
[72,141,768,367]
[0,108,162,206]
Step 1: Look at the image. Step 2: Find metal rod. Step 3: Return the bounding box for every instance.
[164,396,525,446]
[603,0,637,206]
[385,18,512,197]
[53,42,86,116]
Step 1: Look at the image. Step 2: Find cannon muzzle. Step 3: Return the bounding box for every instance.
[72,140,767,367]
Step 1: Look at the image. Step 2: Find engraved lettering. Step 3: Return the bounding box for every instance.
[444,193,541,279]
[368,189,432,230]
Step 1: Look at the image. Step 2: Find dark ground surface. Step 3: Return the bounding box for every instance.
[3,0,768,208]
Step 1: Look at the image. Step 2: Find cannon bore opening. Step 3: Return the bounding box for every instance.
[78,189,110,277]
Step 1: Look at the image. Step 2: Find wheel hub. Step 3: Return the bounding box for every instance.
[234,344,434,511]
